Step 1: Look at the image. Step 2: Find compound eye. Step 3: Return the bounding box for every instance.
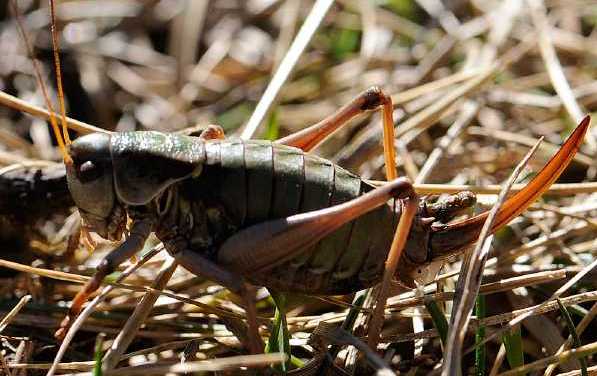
[78,160,103,182]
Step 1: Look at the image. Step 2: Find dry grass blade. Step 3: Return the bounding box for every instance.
[313,323,393,374]
[0,91,108,135]
[467,126,594,167]
[11,354,286,374]
[7,361,94,372]
[101,256,178,371]
[0,256,242,318]
[544,302,597,375]
[469,257,597,356]
[1,1,595,374]
[415,100,479,183]
[0,295,30,334]
[391,69,483,105]
[102,353,287,375]
[527,0,589,135]
[396,64,495,138]
[490,344,507,376]
[389,269,567,310]
[47,247,164,376]
[382,290,597,345]
[529,203,597,230]
[443,137,544,375]
[557,365,597,376]
[368,181,597,196]
[497,341,597,376]
[240,0,335,139]
[354,0,377,61]
[169,1,208,88]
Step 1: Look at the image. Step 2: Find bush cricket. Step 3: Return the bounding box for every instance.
[2,0,592,363]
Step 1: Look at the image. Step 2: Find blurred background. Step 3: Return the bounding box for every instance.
[0,0,596,374]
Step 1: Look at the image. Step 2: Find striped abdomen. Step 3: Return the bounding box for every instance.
[194,139,398,295]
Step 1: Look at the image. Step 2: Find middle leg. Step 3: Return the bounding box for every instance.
[171,248,264,354]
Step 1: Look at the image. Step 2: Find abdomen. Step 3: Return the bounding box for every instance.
[194,139,397,294]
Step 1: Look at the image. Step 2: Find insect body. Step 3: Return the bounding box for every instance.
[55,107,589,353]
[63,113,589,320]
[69,131,425,295]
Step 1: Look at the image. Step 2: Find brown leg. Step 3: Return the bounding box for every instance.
[277,86,417,349]
[241,283,262,354]
[367,190,418,349]
[55,216,154,340]
[275,86,398,180]
[173,249,263,354]
[274,86,411,350]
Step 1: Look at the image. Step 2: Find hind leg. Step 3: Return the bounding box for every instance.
[275,86,398,180]
[275,87,417,349]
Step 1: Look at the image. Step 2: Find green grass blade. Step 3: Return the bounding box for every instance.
[265,290,292,372]
[265,108,279,141]
[342,291,367,332]
[424,295,448,347]
[502,326,524,374]
[290,355,305,368]
[92,333,105,376]
[327,289,367,359]
[557,298,588,376]
[475,295,486,376]
[331,28,360,60]
[386,0,419,21]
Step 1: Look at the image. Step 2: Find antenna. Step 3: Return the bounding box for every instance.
[9,0,72,163]
[48,0,71,145]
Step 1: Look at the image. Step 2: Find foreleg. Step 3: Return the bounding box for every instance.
[55,214,154,339]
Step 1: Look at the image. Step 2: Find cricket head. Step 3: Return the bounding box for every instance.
[66,133,126,241]
[397,116,591,288]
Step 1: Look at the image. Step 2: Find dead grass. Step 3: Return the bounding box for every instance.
[0,0,596,374]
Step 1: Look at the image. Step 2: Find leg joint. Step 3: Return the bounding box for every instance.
[387,177,417,201]
[360,86,391,111]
